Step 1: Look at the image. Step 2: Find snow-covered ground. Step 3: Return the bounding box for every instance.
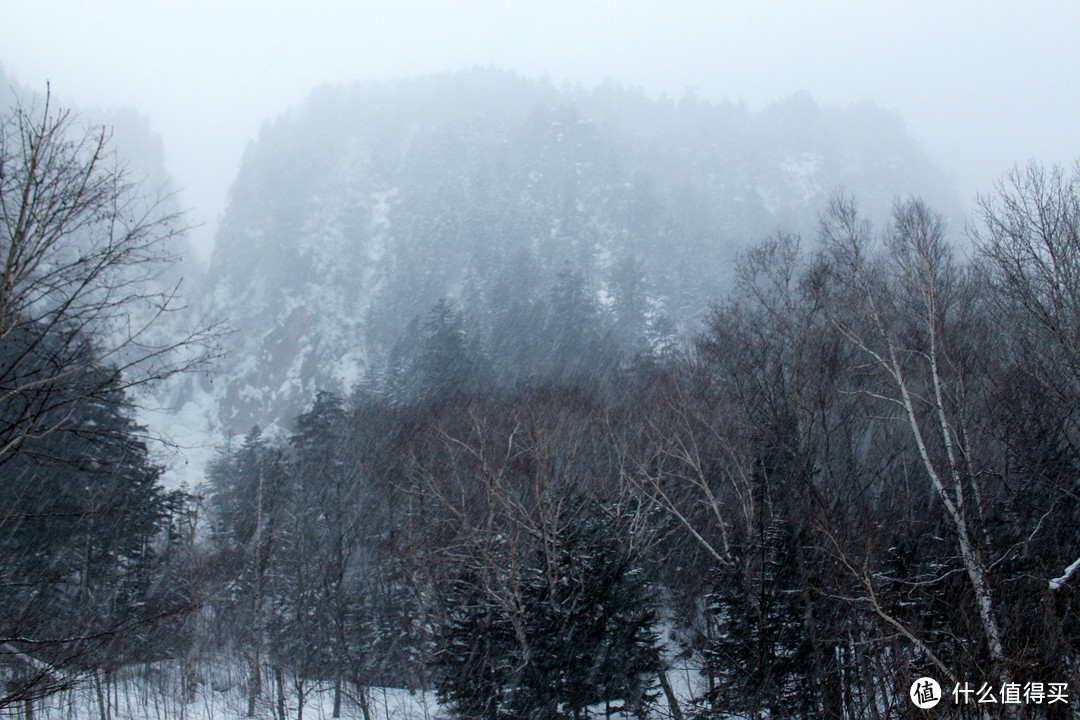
[18,662,440,720]
[15,658,703,720]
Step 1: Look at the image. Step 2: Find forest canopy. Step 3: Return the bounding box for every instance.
[1,75,1077,720]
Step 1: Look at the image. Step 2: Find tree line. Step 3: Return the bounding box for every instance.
[198,167,1080,719]
[1,90,1077,719]
[0,91,216,713]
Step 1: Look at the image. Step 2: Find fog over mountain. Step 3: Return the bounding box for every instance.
[0,57,960,472]
[197,70,955,433]
[4,8,1080,719]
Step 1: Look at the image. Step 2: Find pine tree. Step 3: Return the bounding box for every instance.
[434,572,518,720]
[434,504,660,720]
[701,515,817,719]
[283,390,355,716]
[532,507,661,720]
[541,263,607,381]
[206,426,289,716]
[0,368,175,706]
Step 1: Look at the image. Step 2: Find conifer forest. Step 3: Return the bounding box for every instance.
[1,20,1079,720]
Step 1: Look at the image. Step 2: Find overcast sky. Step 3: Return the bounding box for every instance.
[3,1,1078,262]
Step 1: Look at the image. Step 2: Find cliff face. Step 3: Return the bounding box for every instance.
[202,70,957,434]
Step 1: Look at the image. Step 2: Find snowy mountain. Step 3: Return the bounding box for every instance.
[201,69,957,434]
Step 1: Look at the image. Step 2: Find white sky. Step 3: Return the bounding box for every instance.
[3,1,1078,262]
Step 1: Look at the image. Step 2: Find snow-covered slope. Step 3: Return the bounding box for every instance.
[201,70,958,434]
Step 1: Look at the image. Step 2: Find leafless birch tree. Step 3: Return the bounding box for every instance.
[819,194,1010,674]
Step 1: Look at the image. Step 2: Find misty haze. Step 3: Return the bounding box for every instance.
[0,4,1078,719]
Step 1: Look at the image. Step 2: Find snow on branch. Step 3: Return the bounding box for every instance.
[1049,556,1080,591]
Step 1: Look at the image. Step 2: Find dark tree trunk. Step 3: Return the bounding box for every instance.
[658,666,684,720]
[295,677,305,720]
[275,666,286,720]
[247,653,261,717]
[357,683,371,720]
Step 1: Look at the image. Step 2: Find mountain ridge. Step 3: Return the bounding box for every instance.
[200,69,958,434]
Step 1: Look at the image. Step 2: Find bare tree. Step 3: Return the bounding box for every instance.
[973,161,1080,378]
[0,88,216,463]
[972,161,1080,593]
[819,194,1011,675]
[0,87,218,713]
[410,390,664,720]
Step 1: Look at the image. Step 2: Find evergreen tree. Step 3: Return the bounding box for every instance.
[609,255,651,356]
[434,504,660,720]
[701,516,816,719]
[206,426,289,716]
[386,300,490,400]
[413,300,481,398]
[0,367,175,705]
[527,507,661,720]
[534,262,617,383]
[283,390,355,716]
[434,572,518,720]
